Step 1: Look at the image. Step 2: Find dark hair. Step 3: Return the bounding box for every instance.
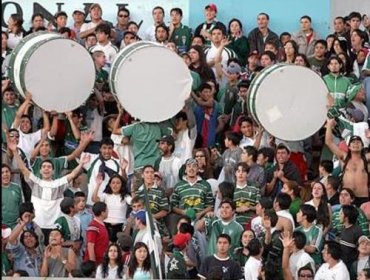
[295,53,311,67]
[258,12,270,20]
[228,18,243,35]
[92,202,107,216]
[292,231,307,250]
[218,181,234,200]
[217,233,231,244]
[300,15,312,22]
[211,25,225,35]
[327,176,340,191]
[95,23,111,36]
[74,191,86,198]
[352,29,367,46]
[131,196,144,205]
[128,242,151,278]
[235,162,250,173]
[81,260,97,277]
[340,188,355,200]
[275,193,292,210]
[152,6,164,15]
[348,11,362,21]
[261,50,276,62]
[101,244,124,278]
[188,45,211,80]
[238,115,253,126]
[297,265,314,277]
[220,199,236,211]
[59,27,71,37]
[258,147,275,163]
[142,165,155,172]
[155,24,169,36]
[237,81,251,90]
[13,270,29,277]
[174,111,188,121]
[325,241,341,260]
[243,146,258,162]
[276,143,290,154]
[117,7,130,17]
[179,222,194,236]
[264,209,278,227]
[19,202,34,217]
[41,159,54,170]
[320,160,334,173]
[335,16,345,23]
[104,174,128,201]
[170,8,183,17]
[279,32,291,41]
[192,35,205,45]
[247,238,262,256]
[10,13,24,34]
[314,39,328,49]
[300,204,317,223]
[258,197,273,209]
[1,163,11,172]
[99,137,114,147]
[283,40,299,61]
[60,197,75,215]
[225,131,241,145]
[311,181,330,227]
[199,82,213,92]
[20,230,39,248]
[127,21,139,30]
[265,40,279,50]
[341,205,358,224]
[285,180,301,198]
[31,12,44,22]
[326,56,344,73]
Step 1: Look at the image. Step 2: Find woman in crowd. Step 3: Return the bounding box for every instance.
[7,13,25,49]
[226,18,249,66]
[188,45,216,83]
[95,243,124,279]
[282,40,299,64]
[126,242,152,280]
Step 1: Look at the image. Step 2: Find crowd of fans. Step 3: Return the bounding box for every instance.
[1,2,370,279]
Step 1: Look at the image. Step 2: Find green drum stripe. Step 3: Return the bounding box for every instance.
[247,64,284,124]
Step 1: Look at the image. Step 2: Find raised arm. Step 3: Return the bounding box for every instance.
[30,132,48,162]
[65,111,81,140]
[325,118,346,161]
[91,174,103,203]
[112,104,124,135]
[13,93,33,128]
[48,111,59,138]
[41,109,51,134]
[66,131,94,162]
[8,142,31,179]
[65,153,90,183]
[280,231,294,280]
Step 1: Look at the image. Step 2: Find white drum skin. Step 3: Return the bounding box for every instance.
[248,64,328,141]
[109,41,193,122]
[8,32,95,112]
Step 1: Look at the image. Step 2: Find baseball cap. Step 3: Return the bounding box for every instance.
[135,210,146,225]
[205,3,218,13]
[347,108,365,122]
[348,135,363,144]
[157,135,175,146]
[116,232,133,250]
[54,11,68,19]
[227,63,241,75]
[73,8,86,15]
[359,235,370,243]
[173,232,191,248]
[2,225,11,239]
[185,158,198,166]
[89,3,102,11]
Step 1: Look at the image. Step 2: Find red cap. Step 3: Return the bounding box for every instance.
[205,3,217,13]
[173,232,191,248]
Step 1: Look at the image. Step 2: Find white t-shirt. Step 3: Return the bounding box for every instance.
[100,193,131,224]
[17,128,42,159]
[89,42,118,72]
[173,127,197,165]
[244,256,262,280]
[95,264,119,279]
[143,25,157,42]
[314,260,350,280]
[27,173,69,228]
[7,32,23,50]
[110,134,134,175]
[289,249,315,279]
[159,155,182,190]
[80,22,98,33]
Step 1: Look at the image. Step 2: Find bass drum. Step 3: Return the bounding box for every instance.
[109,41,192,122]
[8,31,95,112]
[247,64,328,141]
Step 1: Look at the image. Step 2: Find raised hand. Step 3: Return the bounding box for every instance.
[80,153,90,165]
[280,231,294,248]
[96,173,104,186]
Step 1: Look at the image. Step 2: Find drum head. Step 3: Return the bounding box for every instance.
[110,42,192,122]
[22,38,95,112]
[252,64,327,141]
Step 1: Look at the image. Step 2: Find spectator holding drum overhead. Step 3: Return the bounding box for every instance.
[248,12,280,55]
[7,13,25,50]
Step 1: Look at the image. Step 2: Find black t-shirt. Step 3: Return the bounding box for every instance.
[198,255,243,280]
[328,192,340,206]
[194,21,227,37]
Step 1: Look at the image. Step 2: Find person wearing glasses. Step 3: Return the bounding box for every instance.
[114,7,130,48]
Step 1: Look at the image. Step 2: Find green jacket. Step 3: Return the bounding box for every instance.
[323,73,351,108]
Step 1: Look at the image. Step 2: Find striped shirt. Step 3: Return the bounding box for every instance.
[171,178,214,213]
[26,173,69,229]
[233,184,261,227]
[135,184,169,215]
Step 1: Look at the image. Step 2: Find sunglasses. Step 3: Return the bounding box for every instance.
[9,134,20,138]
[119,14,129,18]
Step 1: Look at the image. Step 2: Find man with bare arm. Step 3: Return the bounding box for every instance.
[325,118,369,206]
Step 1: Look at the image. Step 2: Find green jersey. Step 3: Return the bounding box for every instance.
[169,23,192,53]
[233,184,261,227]
[1,103,18,142]
[2,182,22,229]
[167,249,188,279]
[205,216,243,256]
[295,225,324,265]
[171,178,214,213]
